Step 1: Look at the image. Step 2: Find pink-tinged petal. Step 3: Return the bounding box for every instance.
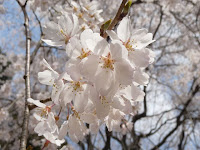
[117,17,131,42]
[27,98,46,108]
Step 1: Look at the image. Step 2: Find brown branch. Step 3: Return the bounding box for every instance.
[153,6,163,39]
[101,0,128,38]
[16,0,31,149]
[103,127,112,150]
[151,83,199,150]
[132,85,147,123]
[28,98,51,110]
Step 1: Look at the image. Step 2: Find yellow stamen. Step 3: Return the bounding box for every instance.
[101,52,115,70]
[60,29,70,44]
[77,48,91,59]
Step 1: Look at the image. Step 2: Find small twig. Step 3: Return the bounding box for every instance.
[28,98,52,110]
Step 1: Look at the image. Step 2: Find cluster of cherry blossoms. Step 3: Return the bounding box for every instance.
[28,0,155,146]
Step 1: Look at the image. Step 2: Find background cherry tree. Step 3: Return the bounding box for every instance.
[0,0,200,150]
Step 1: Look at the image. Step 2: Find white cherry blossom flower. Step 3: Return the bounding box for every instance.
[28,98,52,121]
[82,41,133,94]
[107,17,155,68]
[59,114,87,143]
[107,17,155,51]
[42,13,79,47]
[60,75,89,113]
[105,108,125,132]
[34,112,65,146]
[38,59,64,105]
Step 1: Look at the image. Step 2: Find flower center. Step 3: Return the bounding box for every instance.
[100,96,109,105]
[123,39,134,51]
[71,81,83,92]
[73,7,78,12]
[60,29,70,44]
[78,13,83,19]
[77,48,91,60]
[40,106,51,117]
[101,52,115,70]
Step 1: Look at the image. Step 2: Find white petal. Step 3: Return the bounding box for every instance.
[81,55,99,81]
[27,98,46,108]
[73,90,88,113]
[90,122,99,134]
[131,84,145,102]
[59,14,73,36]
[133,68,149,86]
[117,17,131,42]
[80,113,97,124]
[38,70,55,85]
[106,30,119,41]
[51,79,64,105]
[71,14,79,36]
[95,96,110,120]
[115,59,133,85]
[42,59,56,73]
[34,121,46,136]
[128,50,150,68]
[95,69,114,95]
[60,84,74,105]
[59,121,68,139]
[42,39,63,47]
